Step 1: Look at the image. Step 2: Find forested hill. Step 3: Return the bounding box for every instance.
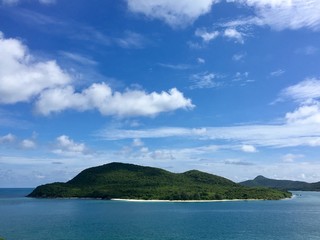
[240,175,320,191]
[28,162,291,200]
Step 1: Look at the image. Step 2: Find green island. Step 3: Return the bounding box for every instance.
[28,162,291,200]
[240,175,320,191]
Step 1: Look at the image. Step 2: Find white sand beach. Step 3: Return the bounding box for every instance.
[111,198,264,203]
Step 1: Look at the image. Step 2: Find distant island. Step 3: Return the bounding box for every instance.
[240,175,320,191]
[28,162,291,201]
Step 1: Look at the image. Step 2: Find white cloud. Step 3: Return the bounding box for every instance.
[0,33,71,104]
[241,144,257,153]
[115,31,147,49]
[140,147,149,153]
[0,133,37,149]
[280,78,320,103]
[282,153,304,163]
[285,103,320,125]
[53,135,87,157]
[232,53,246,61]
[35,84,194,117]
[100,77,320,148]
[278,79,320,126]
[21,139,36,149]
[224,159,254,165]
[59,51,97,66]
[270,69,285,77]
[197,58,206,64]
[195,28,219,42]
[98,122,320,148]
[128,144,221,162]
[126,0,217,28]
[98,127,204,140]
[97,78,320,148]
[194,28,247,44]
[190,72,220,89]
[233,0,293,8]
[0,33,193,118]
[132,138,144,147]
[0,133,15,143]
[233,72,249,81]
[226,0,320,31]
[158,63,191,70]
[223,28,245,43]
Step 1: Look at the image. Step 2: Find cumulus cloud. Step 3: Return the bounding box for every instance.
[195,28,246,44]
[53,135,87,156]
[233,72,249,82]
[195,28,219,42]
[0,32,71,104]
[0,133,15,143]
[278,78,320,125]
[285,103,320,125]
[99,78,320,148]
[241,144,257,153]
[21,139,36,149]
[35,84,194,117]
[223,28,245,43]
[126,0,217,28]
[128,0,320,31]
[0,33,192,118]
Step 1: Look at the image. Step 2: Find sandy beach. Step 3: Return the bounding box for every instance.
[111,198,264,203]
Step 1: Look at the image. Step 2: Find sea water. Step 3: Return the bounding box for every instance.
[1,189,320,240]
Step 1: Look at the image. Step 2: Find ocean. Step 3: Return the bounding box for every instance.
[0,189,320,240]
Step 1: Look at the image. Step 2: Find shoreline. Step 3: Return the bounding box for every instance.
[26,196,293,202]
[111,198,266,203]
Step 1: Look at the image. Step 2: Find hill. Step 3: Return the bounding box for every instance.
[240,175,320,191]
[28,162,291,200]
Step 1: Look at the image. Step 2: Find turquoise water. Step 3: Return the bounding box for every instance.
[1,189,320,240]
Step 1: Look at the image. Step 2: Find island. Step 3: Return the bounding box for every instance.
[240,175,320,191]
[28,162,291,200]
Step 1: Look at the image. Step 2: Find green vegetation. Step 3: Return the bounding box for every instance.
[28,162,291,200]
[240,175,320,191]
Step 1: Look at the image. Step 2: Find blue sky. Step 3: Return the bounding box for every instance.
[1,0,320,187]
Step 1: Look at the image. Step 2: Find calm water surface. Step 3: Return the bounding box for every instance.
[1,189,320,240]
